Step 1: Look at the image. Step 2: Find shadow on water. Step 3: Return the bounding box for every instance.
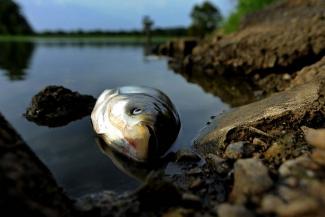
[0,41,35,80]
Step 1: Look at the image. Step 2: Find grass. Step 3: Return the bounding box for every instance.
[0,35,176,44]
[221,0,279,34]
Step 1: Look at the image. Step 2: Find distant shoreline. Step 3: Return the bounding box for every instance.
[0,35,181,44]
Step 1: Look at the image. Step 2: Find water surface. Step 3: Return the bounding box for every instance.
[0,40,229,197]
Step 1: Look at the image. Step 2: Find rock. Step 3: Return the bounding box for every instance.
[261,194,285,214]
[24,85,96,127]
[181,193,201,208]
[252,138,269,151]
[189,178,203,190]
[0,113,76,217]
[263,142,285,161]
[278,156,319,178]
[311,149,325,166]
[261,193,320,217]
[231,159,273,202]
[217,203,255,217]
[136,173,183,209]
[186,167,202,175]
[175,149,201,163]
[301,126,325,149]
[276,196,319,217]
[224,141,256,159]
[205,154,232,174]
[283,73,292,81]
[194,78,325,158]
[162,208,193,217]
[75,191,117,214]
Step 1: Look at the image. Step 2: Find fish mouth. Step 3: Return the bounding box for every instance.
[119,123,152,162]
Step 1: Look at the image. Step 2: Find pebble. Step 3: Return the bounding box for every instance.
[205,154,231,174]
[252,138,269,150]
[311,149,325,166]
[175,149,201,163]
[301,126,325,149]
[283,73,292,80]
[224,141,255,159]
[231,159,273,201]
[217,203,255,217]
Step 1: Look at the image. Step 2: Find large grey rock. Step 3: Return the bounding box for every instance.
[0,113,76,217]
[194,78,325,157]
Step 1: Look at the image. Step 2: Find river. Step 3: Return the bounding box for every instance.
[0,40,229,197]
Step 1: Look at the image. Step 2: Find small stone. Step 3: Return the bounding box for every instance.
[283,177,299,187]
[301,126,325,149]
[181,193,201,208]
[311,149,325,166]
[186,167,202,175]
[225,142,246,159]
[276,197,319,217]
[175,149,201,163]
[205,154,231,174]
[279,156,318,178]
[217,203,255,217]
[261,194,284,214]
[231,159,273,201]
[264,142,284,160]
[283,73,291,80]
[252,138,269,150]
[225,141,255,159]
[278,186,305,201]
[162,208,193,217]
[189,178,203,189]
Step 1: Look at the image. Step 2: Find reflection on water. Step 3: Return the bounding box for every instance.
[96,137,167,182]
[169,60,258,107]
[0,40,229,197]
[0,41,34,80]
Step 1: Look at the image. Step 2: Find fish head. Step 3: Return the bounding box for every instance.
[91,87,180,162]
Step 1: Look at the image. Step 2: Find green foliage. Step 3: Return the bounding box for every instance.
[0,0,34,35]
[189,1,222,37]
[222,0,278,34]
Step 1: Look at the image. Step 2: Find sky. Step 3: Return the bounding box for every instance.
[14,0,237,32]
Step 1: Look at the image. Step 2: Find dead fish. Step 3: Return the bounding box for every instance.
[301,126,325,149]
[91,86,180,162]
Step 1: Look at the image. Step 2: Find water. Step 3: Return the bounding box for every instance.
[0,40,229,197]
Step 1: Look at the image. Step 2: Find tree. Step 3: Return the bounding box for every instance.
[0,0,34,35]
[142,16,154,43]
[189,1,222,37]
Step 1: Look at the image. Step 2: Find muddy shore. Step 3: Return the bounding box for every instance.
[2,0,325,216]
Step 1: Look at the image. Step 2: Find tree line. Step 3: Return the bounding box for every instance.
[0,0,223,37]
[0,0,34,35]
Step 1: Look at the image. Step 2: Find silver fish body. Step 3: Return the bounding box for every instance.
[91,86,180,162]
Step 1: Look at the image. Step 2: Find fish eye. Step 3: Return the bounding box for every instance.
[131,108,142,115]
